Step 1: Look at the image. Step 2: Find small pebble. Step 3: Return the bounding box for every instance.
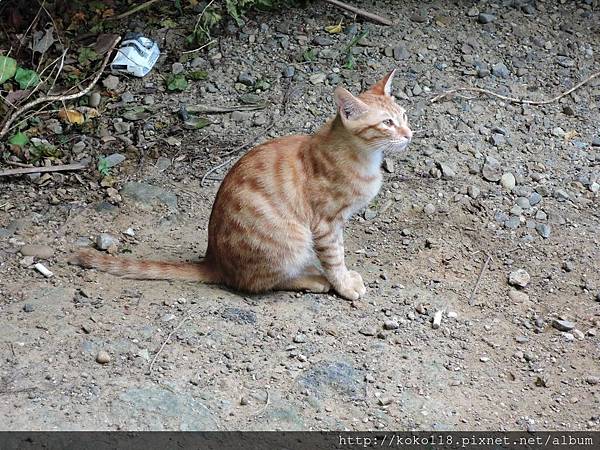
[423,203,436,215]
[552,319,575,332]
[383,320,399,330]
[96,350,111,364]
[293,333,307,343]
[23,303,34,313]
[432,310,443,329]
[508,269,530,288]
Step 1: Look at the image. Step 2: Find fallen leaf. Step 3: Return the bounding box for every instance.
[325,19,343,34]
[8,132,28,147]
[93,33,120,55]
[58,108,85,124]
[5,89,30,105]
[0,55,17,83]
[14,68,39,89]
[31,26,55,54]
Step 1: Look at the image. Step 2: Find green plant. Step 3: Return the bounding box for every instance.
[166,74,188,91]
[97,157,110,177]
[188,0,284,46]
[8,132,28,147]
[342,30,368,70]
[302,48,316,62]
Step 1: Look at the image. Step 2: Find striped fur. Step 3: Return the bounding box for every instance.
[71,70,412,300]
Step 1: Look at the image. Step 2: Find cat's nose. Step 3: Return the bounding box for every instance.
[399,126,413,141]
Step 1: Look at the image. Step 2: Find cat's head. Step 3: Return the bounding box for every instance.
[333,70,412,153]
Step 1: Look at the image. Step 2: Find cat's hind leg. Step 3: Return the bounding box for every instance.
[275,270,331,293]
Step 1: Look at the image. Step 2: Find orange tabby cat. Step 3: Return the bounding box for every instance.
[72,70,412,300]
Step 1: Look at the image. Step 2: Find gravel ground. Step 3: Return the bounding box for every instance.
[1,0,599,431]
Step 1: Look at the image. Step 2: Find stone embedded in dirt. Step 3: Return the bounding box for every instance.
[467,7,479,17]
[480,356,490,362]
[432,310,443,329]
[504,216,520,229]
[586,376,600,385]
[20,244,54,259]
[393,46,410,61]
[359,326,377,336]
[492,62,510,78]
[515,336,529,344]
[96,350,111,364]
[536,223,551,239]
[121,182,178,210]
[312,36,333,46]
[591,136,600,147]
[309,73,326,85]
[478,13,496,24]
[102,75,119,90]
[508,269,530,288]
[552,319,575,332]
[447,311,458,319]
[508,289,530,302]
[121,91,134,103]
[439,162,456,179]
[238,70,256,86]
[363,208,377,220]
[293,333,307,343]
[490,133,505,146]
[500,172,516,191]
[423,203,436,215]
[554,188,571,202]
[240,396,249,406]
[96,233,119,251]
[382,158,394,173]
[528,192,542,206]
[482,156,502,181]
[282,66,295,78]
[104,153,126,168]
[89,92,101,108]
[383,320,399,330]
[22,303,34,313]
[572,329,585,340]
[172,62,184,74]
[113,119,132,134]
[467,185,481,199]
[516,197,531,209]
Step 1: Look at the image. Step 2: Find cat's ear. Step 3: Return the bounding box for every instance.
[369,69,396,96]
[334,87,368,120]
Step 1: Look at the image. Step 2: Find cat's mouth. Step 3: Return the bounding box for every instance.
[388,138,411,152]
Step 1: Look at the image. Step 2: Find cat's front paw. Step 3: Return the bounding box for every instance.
[334,270,366,301]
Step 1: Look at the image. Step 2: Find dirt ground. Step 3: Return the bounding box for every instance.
[1,0,599,431]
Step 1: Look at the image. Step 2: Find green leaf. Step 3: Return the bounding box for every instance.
[194,117,211,129]
[14,68,40,89]
[0,55,17,83]
[188,70,208,81]
[8,132,28,147]
[78,47,99,67]
[166,74,188,91]
[97,157,110,177]
[161,18,178,28]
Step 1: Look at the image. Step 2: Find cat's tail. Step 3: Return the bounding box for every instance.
[69,249,221,283]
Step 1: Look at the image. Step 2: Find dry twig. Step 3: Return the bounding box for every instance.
[148,312,194,374]
[181,40,217,55]
[469,253,492,306]
[0,160,89,177]
[324,0,394,26]
[186,103,267,114]
[0,36,120,141]
[111,0,160,20]
[431,70,600,105]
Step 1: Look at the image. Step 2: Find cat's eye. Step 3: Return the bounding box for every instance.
[383,119,394,127]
